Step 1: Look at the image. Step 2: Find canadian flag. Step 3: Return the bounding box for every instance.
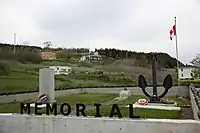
[169,24,176,40]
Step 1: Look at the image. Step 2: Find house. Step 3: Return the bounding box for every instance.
[40,51,57,60]
[80,51,102,61]
[49,66,72,75]
[178,67,195,80]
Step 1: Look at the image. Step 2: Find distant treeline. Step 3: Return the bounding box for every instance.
[0,43,42,63]
[0,43,184,68]
[95,48,185,68]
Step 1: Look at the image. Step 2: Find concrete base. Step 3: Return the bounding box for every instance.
[125,102,181,111]
[147,102,178,107]
[1,114,200,133]
[114,97,128,101]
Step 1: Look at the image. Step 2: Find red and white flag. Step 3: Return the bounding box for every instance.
[169,24,176,40]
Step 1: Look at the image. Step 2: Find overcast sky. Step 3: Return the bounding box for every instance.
[0,0,200,64]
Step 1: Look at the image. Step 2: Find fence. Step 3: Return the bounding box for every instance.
[189,84,200,120]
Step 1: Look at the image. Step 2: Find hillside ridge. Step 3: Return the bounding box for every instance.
[0,43,185,68]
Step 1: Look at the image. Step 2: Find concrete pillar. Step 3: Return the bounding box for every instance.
[39,68,55,103]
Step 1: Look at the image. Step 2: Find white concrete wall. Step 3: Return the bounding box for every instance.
[0,86,189,103]
[0,114,200,133]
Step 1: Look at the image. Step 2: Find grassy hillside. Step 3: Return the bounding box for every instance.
[0,59,177,93]
[0,43,180,93]
[96,48,185,68]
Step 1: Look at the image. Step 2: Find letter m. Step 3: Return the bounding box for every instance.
[20,103,31,114]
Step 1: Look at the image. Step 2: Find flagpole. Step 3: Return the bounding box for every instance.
[174,16,180,96]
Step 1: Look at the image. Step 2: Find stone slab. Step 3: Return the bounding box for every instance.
[147,102,178,107]
[125,103,181,110]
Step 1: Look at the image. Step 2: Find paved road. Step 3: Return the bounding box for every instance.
[0,86,189,103]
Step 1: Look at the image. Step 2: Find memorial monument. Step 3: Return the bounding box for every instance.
[29,68,55,108]
[118,88,131,100]
[137,53,177,107]
[38,68,55,103]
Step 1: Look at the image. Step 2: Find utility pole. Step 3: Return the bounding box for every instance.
[126,51,128,59]
[13,33,16,55]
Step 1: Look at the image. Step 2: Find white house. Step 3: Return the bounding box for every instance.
[178,67,195,80]
[49,66,72,75]
[80,56,86,61]
[80,51,102,61]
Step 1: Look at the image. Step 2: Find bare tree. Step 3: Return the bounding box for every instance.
[22,41,30,45]
[21,41,30,51]
[43,41,52,48]
[191,54,200,67]
[22,41,30,46]
[190,54,200,79]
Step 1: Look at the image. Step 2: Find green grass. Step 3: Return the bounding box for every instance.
[56,93,118,109]
[0,69,39,92]
[40,60,70,66]
[0,93,118,113]
[86,105,181,119]
[0,67,132,93]
[0,73,118,92]
[0,59,178,93]
[0,60,112,92]
[0,77,38,92]
[0,93,186,119]
[86,95,186,119]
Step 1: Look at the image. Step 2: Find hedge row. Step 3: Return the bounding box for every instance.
[180,79,200,86]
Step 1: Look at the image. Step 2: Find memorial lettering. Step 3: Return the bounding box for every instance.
[20,103,140,118]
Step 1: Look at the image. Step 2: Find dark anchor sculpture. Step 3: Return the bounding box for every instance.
[138,53,173,102]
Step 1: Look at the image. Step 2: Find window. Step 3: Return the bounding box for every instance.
[181,74,183,77]
[191,73,193,77]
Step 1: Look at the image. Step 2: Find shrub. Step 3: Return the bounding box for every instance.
[57,52,72,60]
[57,82,72,89]
[96,75,110,81]
[66,73,135,86]
[192,68,200,79]
[95,74,134,84]
[55,76,67,81]
[77,61,92,68]
[108,76,134,84]
[0,62,10,76]
[180,79,200,86]
[94,71,103,75]
[0,51,42,64]
[17,52,42,64]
